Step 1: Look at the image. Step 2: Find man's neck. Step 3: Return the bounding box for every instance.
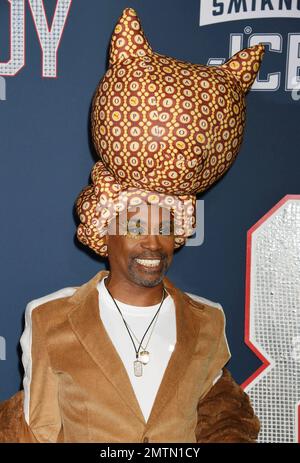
[104,273,165,307]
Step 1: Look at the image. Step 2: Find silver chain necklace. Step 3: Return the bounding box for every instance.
[105,280,166,377]
[126,307,160,364]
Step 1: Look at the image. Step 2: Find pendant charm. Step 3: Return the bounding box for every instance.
[139,350,150,365]
[134,360,143,377]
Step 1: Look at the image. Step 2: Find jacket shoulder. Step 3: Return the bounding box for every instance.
[20,286,80,364]
[182,291,227,334]
[183,291,225,313]
[23,286,79,325]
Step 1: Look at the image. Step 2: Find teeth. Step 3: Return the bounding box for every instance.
[135,258,161,267]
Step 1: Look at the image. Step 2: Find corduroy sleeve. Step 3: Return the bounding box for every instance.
[0,390,39,442]
[195,368,260,443]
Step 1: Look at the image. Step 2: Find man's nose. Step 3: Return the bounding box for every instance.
[141,232,163,251]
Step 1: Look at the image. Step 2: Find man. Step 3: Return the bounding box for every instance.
[0,7,264,442]
[0,202,259,442]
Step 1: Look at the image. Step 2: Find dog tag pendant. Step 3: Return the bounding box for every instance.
[134,360,143,377]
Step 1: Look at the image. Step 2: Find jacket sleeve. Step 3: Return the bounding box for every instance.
[195,368,261,443]
[0,390,39,442]
[19,300,63,443]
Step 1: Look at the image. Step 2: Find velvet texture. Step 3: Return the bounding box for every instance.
[0,270,260,442]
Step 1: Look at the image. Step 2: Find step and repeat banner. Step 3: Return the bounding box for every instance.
[0,0,299,442]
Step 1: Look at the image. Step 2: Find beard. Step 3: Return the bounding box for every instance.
[127,256,169,288]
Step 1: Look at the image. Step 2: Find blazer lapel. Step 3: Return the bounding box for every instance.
[67,269,202,427]
[144,276,202,428]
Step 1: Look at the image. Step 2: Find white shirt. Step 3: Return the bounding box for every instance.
[97,276,176,422]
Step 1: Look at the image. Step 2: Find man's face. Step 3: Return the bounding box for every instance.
[105,204,175,288]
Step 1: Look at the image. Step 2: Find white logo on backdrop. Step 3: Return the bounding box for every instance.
[206,26,300,94]
[0,0,72,78]
[199,0,300,26]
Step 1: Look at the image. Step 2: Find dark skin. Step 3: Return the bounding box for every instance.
[104,204,176,307]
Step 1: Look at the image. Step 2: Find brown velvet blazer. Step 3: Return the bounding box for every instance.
[0,269,260,443]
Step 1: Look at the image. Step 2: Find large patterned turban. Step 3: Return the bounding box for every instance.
[76,7,265,257]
